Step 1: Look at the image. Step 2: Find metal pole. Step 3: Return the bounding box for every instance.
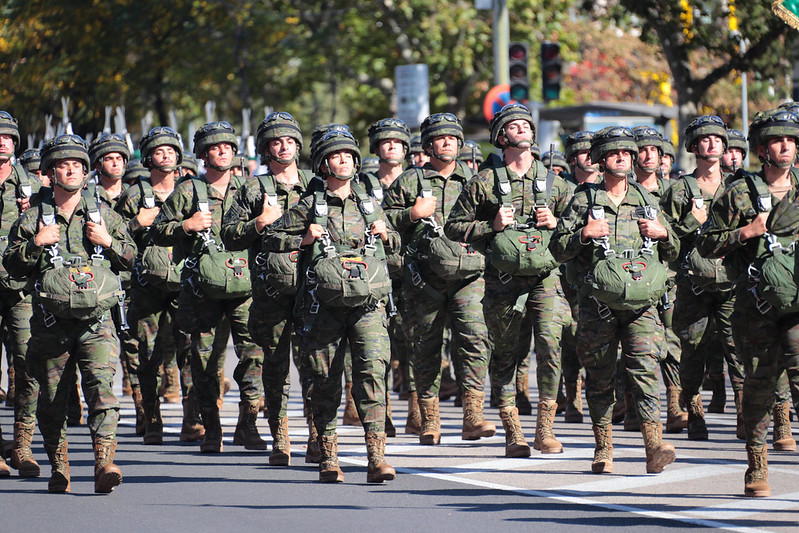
[741,38,749,168]
[494,0,509,86]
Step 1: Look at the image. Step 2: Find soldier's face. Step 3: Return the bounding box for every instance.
[637,145,660,172]
[205,142,234,168]
[721,147,743,171]
[503,119,533,147]
[377,138,405,161]
[695,135,724,159]
[761,136,797,169]
[411,151,429,167]
[0,134,14,160]
[268,137,297,161]
[53,158,85,188]
[660,154,673,175]
[327,150,354,176]
[574,150,598,172]
[152,146,177,168]
[431,135,459,159]
[604,150,632,173]
[99,152,126,179]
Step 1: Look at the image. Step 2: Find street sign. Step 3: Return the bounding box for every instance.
[396,64,430,129]
[483,84,513,123]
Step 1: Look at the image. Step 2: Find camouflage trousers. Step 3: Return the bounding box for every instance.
[249,294,312,422]
[484,270,565,406]
[560,279,581,385]
[657,282,682,390]
[388,281,414,392]
[0,290,35,423]
[297,297,390,436]
[26,309,120,446]
[674,280,743,399]
[577,299,665,426]
[731,286,799,447]
[114,292,140,390]
[177,290,263,410]
[402,273,489,400]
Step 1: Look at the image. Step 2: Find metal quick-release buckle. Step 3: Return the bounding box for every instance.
[498,270,513,285]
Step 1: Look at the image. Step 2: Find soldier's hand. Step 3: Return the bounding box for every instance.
[34,220,60,247]
[300,223,325,246]
[136,206,160,228]
[691,203,708,225]
[370,220,389,242]
[492,206,515,231]
[410,195,437,221]
[16,197,31,213]
[182,211,214,233]
[581,214,609,242]
[256,196,283,232]
[85,218,113,249]
[638,218,668,241]
[741,212,769,241]
[535,206,557,229]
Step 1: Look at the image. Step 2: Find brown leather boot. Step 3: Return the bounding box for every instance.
[623,391,639,432]
[707,373,726,413]
[142,401,163,445]
[318,434,344,483]
[533,400,563,453]
[418,396,441,445]
[0,455,9,477]
[342,383,361,426]
[734,389,745,440]
[11,421,41,477]
[516,372,533,416]
[772,401,797,451]
[132,388,146,436]
[200,407,223,453]
[385,393,396,438]
[591,425,613,474]
[365,432,396,483]
[180,395,205,442]
[405,391,421,435]
[234,401,268,450]
[499,406,531,458]
[93,437,122,493]
[45,441,70,493]
[268,416,291,466]
[686,393,708,440]
[641,420,676,473]
[461,390,496,440]
[305,414,321,464]
[665,387,688,433]
[744,444,770,497]
[564,379,584,423]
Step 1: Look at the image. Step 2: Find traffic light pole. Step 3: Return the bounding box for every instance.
[494,0,509,86]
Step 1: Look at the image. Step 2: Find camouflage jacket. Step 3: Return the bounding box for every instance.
[115,179,174,252]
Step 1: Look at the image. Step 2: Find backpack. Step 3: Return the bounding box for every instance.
[306,185,392,308]
[486,161,559,277]
[186,177,251,299]
[0,165,35,292]
[135,179,183,292]
[587,180,669,311]
[35,190,123,320]
[360,170,404,279]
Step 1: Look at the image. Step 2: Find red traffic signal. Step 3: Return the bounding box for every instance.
[508,42,530,103]
[540,41,562,102]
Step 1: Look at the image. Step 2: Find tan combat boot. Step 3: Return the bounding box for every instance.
[772,401,797,452]
[641,420,676,473]
[686,393,708,440]
[318,434,344,483]
[533,400,563,454]
[516,371,533,416]
[132,388,146,436]
[734,390,745,440]
[365,432,396,483]
[268,416,291,466]
[564,378,584,424]
[180,395,205,442]
[665,387,688,433]
[461,390,496,441]
[499,406,531,458]
[342,383,361,426]
[744,444,770,497]
[0,425,10,477]
[142,401,163,445]
[417,396,441,445]
[11,421,41,477]
[45,441,70,493]
[623,390,639,432]
[93,437,122,493]
[200,407,224,453]
[305,413,321,464]
[591,425,613,474]
[707,373,726,413]
[405,391,421,435]
[233,401,268,450]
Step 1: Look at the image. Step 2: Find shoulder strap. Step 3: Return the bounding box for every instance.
[493,165,512,207]
[256,174,278,205]
[39,188,56,227]
[744,171,773,213]
[138,179,157,209]
[628,178,660,211]
[311,189,328,227]
[681,174,702,200]
[360,171,383,202]
[351,181,379,226]
[81,184,103,224]
[416,167,432,196]
[191,177,210,213]
[14,164,32,198]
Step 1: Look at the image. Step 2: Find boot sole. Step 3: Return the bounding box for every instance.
[95,471,123,493]
[367,471,396,483]
[462,429,496,441]
[48,473,70,493]
[18,464,41,477]
[404,426,421,435]
[744,487,771,497]
[533,443,563,454]
[591,461,613,474]
[143,436,163,445]
[419,436,441,445]
[319,471,344,483]
[646,448,676,474]
[269,452,290,466]
[773,442,797,452]
[505,446,532,458]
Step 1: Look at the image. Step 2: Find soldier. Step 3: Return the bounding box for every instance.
[383,113,496,446]
[408,134,429,168]
[445,103,572,457]
[151,121,264,453]
[221,111,318,465]
[459,140,484,172]
[5,133,136,493]
[20,148,45,185]
[551,126,679,475]
[697,108,799,497]
[0,111,41,479]
[721,128,747,174]
[661,139,676,179]
[266,129,398,483]
[541,150,570,176]
[661,116,745,441]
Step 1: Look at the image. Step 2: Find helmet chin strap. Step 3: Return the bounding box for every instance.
[765,153,794,169]
[696,153,721,162]
[635,161,659,172]
[154,163,178,173]
[330,170,356,181]
[55,174,88,193]
[207,162,232,172]
[576,161,599,173]
[100,169,125,180]
[0,150,13,160]
[268,153,296,166]
[432,148,456,163]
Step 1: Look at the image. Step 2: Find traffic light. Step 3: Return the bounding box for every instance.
[541,41,562,102]
[508,42,530,103]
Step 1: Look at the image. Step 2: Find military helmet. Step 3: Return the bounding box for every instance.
[726,128,748,158]
[632,126,664,156]
[181,153,199,175]
[41,134,91,173]
[89,133,131,167]
[778,101,799,115]
[0,111,20,149]
[368,117,411,154]
[124,159,149,183]
[489,103,535,148]
[661,138,676,160]
[420,113,464,151]
[140,126,184,169]
[312,129,361,176]
[748,108,799,152]
[193,121,238,158]
[590,126,639,165]
[684,115,728,152]
[256,111,303,155]
[360,156,380,174]
[19,149,41,173]
[310,124,351,163]
[459,140,484,164]
[530,144,541,160]
[564,130,593,161]
[542,150,570,172]
[409,134,423,154]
